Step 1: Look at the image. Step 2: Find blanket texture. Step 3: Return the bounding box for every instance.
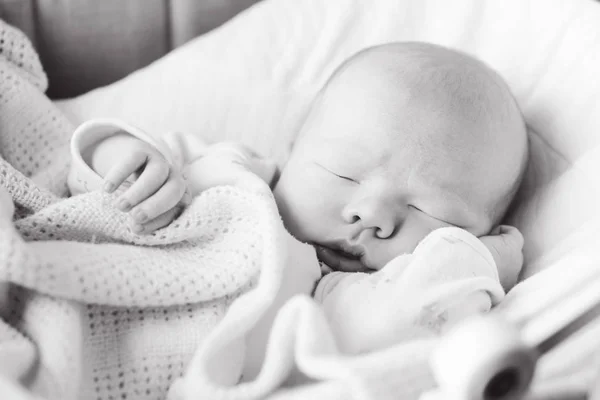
[0,19,289,400]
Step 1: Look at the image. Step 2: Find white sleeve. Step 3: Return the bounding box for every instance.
[160,130,211,167]
[67,118,201,195]
[314,227,505,354]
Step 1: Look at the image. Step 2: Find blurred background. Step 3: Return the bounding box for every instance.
[0,0,262,99]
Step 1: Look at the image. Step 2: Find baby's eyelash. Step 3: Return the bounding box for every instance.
[314,162,357,183]
[333,173,356,182]
[410,205,457,227]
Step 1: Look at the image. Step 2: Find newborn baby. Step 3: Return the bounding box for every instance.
[275,41,528,287]
[68,42,528,356]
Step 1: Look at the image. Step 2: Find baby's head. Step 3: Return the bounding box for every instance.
[274,42,528,272]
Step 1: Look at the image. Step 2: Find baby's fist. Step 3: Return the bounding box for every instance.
[479,225,524,291]
[100,136,189,234]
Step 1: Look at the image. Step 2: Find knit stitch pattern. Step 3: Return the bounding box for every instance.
[0,19,281,400]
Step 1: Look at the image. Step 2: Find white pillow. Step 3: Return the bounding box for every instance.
[56,0,600,279]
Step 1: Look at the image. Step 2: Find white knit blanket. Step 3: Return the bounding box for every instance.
[0,19,276,400]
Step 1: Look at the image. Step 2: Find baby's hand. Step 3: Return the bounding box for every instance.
[479,225,524,291]
[102,138,189,234]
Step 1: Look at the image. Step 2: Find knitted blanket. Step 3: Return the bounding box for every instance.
[0,19,305,400]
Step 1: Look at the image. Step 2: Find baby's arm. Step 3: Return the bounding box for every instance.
[479,225,524,291]
[70,120,278,232]
[100,129,278,196]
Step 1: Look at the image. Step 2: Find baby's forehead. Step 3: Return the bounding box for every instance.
[312,43,523,152]
[323,58,515,152]
[329,44,507,109]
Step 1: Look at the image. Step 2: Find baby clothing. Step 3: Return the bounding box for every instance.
[68,119,505,360]
[68,118,278,197]
[314,228,504,354]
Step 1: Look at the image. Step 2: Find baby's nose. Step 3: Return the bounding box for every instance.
[342,197,400,239]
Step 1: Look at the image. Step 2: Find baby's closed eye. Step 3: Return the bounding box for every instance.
[409,205,457,228]
[313,162,359,183]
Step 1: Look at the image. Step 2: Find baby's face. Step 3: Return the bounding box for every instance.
[274,46,526,272]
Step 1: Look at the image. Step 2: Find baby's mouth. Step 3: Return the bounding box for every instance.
[314,243,370,273]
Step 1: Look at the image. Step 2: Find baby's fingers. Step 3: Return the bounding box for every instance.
[131,206,182,235]
[103,152,147,193]
[117,157,170,212]
[129,173,186,224]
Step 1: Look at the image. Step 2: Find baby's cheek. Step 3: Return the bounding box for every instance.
[277,167,345,240]
[275,180,324,240]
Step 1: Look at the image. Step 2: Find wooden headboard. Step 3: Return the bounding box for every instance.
[0,0,261,99]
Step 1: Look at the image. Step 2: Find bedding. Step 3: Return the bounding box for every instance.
[0,21,510,400]
[6,0,600,397]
